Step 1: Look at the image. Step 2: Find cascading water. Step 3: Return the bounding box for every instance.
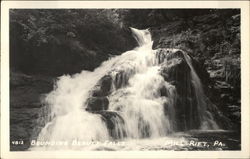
[31,28,219,150]
[183,54,219,130]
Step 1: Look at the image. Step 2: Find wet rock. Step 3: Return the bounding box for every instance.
[91,111,126,139]
[92,75,113,97]
[174,96,201,131]
[159,86,168,97]
[159,56,191,96]
[156,49,203,130]
[85,97,109,111]
[113,71,129,89]
[160,57,190,81]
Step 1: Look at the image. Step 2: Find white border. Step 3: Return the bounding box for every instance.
[1,1,250,158]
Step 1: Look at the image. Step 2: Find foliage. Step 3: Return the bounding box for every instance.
[222,56,240,89]
[10,9,136,75]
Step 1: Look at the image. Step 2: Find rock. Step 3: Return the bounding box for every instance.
[91,111,126,139]
[10,72,54,151]
[156,49,204,130]
[85,97,109,111]
[158,50,191,97]
[155,49,185,63]
[159,86,168,97]
[92,75,113,97]
[113,71,129,89]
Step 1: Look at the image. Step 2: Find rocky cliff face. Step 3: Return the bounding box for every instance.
[10,72,54,150]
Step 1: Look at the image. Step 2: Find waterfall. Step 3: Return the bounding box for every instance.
[183,54,219,130]
[31,28,218,150]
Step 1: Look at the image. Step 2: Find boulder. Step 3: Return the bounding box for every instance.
[85,97,109,111]
[158,50,191,97]
[92,75,113,97]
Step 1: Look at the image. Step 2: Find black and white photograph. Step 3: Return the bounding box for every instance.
[1,1,250,158]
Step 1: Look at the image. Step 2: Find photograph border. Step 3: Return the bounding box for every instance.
[1,1,250,158]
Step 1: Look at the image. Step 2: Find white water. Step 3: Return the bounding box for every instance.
[31,28,218,150]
